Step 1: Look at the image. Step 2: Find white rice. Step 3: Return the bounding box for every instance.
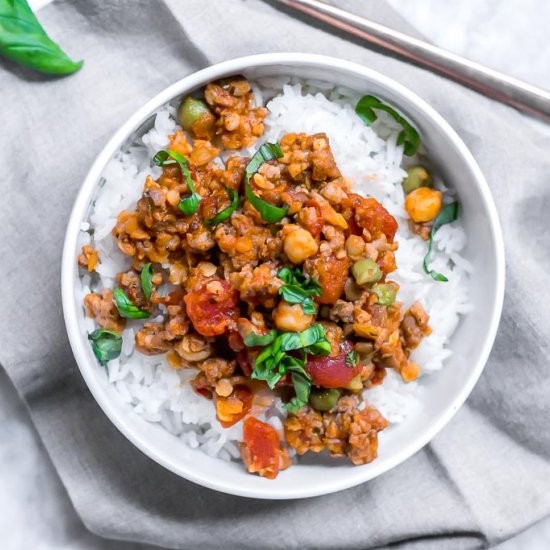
[78,78,470,459]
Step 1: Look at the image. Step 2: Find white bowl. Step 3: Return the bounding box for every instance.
[62,53,505,499]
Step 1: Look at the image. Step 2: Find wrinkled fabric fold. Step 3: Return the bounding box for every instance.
[1,0,549,549]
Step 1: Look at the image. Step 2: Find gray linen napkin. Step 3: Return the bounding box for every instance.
[1,0,550,548]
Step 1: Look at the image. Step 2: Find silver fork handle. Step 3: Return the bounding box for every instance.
[275,0,550,122]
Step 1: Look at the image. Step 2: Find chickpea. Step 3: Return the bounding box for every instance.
[345,235,366,262]
[405,187,442,223]
[273,301,313,332]
[283,227,318,264]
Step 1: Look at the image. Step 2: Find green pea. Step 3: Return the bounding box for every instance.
[373,283,397,306]
[177,96,212,131]
[309,388,341,412]
[352,258,382,286]
[402,165,433,195]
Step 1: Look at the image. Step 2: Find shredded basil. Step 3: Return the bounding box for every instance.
[277,267,322,315]
[204,187,239,226]
[113,288,150,319]
[88,329,122,367]
[153,149,201,216]
[251,324,331,414]
[244,143,289,223]
[140,263,154,302]
[243,329,278,347]
[345,350,359,368]
[423,201,460,282]
[0,0,83,75]
[356,95,420,156]
[284,371,311,414]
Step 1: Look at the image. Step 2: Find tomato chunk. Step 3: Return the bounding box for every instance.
[306,340,362,388]
[241,417,281,479]
[303,199,324,238]
[184,280,239,337]
[343,194,398,243]
[314,255,349,305]
[215,386,253,428]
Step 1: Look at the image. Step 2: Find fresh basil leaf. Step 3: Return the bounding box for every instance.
[244,142,288,223]
[280,324,329,353]
[243,329,278,347]
[423,201,459,282]
[291,371,311,402]
[0,0,83,75]
[245,143,284,177]
[345,350,359,368]
[284,397,307,414]
[204,187,239,226]
[278,332,302,352]
[179,193,201,216]
[154,149,201,216]
[113,288,150,319]
[140,263,154,302]
[283,371,311,414]
[278,285,316,315]
[277,267,293,284]
[356,95,420,156]
[277,268,321,315]
[88,329,122,367]
[299,297,317,315]
[251,325,326,398]
[304,340,332,356]
[280,355,309,376]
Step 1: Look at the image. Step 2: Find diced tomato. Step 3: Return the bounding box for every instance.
[184,280,239,337]
[304,199,324,238]
[314,255,349,305]
[343,193,398,243]
[241,417,281,479]
[306,340,362,388]
[215,386,253,428]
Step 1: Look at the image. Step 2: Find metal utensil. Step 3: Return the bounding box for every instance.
[274,0,550,122]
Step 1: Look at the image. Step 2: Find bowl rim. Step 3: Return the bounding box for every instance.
[61,52,505,499]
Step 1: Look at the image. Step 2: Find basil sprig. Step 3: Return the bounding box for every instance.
[251,324,331,414]
[153,149,201,216]
[204,187,239,226]
[277,267,322,315]
[244,143,289,223]
[140,263,154,302]
[0,0,83,75]
[88,329,122,367]
[114,288,150,319]
[356,95,420,156]
[423,201,460,282]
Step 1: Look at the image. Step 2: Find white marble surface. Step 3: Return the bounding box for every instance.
[2,0,549,548]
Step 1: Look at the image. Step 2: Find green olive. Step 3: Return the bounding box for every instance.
[352,258,382,286]
[177,96,212,131]
[373,283,397,306]
[309,388,341,412]
[402,165,433,195]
